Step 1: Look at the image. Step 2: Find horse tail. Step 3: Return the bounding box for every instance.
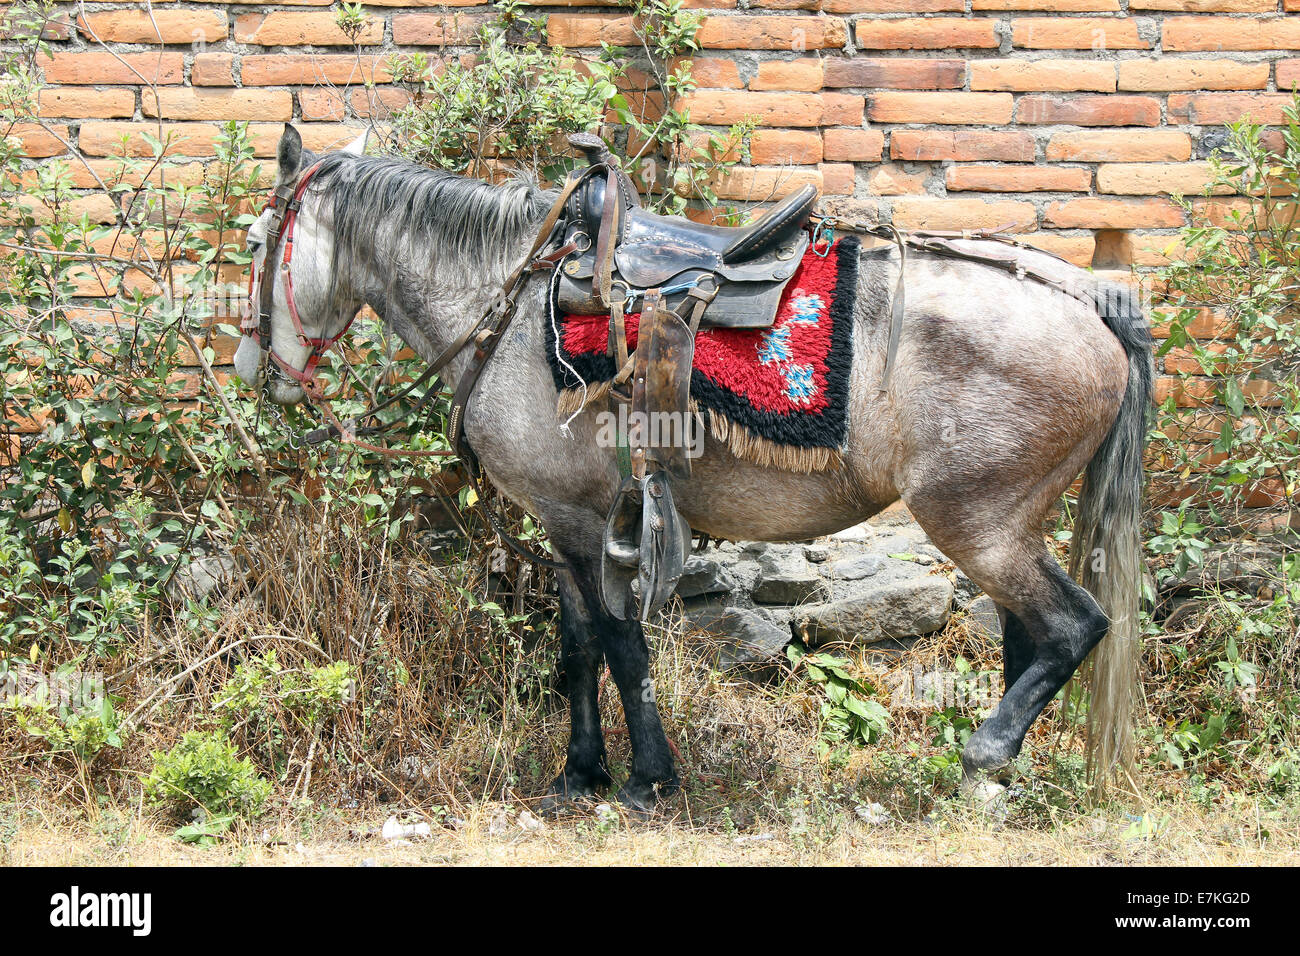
[1071,282,1154,800]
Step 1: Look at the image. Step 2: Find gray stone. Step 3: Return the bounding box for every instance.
[797,574,954,646]
[950,567,982,610]
[965,594,1002,641]
[752,548,826,605]
[829,553,886,581]
[686,604,793,673]
[829,523,873,542]
[677,554,737,599]
[803,544,830,563]
[168,553,237,602]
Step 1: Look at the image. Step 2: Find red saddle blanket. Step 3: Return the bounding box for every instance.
[546,236,858,471]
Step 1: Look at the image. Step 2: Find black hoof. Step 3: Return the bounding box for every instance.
[538,769,611,816]
[614,775,679,820]
[960,729,1017,781]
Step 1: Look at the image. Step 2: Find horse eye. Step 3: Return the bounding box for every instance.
[247,240,263,254]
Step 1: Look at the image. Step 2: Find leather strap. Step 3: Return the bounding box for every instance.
[594,167,620,308]
[879,225,907,395]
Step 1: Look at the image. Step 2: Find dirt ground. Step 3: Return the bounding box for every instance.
[5,798,1297,867]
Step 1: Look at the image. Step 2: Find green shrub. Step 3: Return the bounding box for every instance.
[1153,95,1300,534]
[144,730,271,820]
[387,0,751,213]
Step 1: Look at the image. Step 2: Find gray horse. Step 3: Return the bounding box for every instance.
[235,126,1153,812]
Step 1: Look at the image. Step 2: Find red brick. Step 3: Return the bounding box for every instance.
[1046,130,1191,162]
[78,121,326,158]
[696,16,846,50]
[824,0,963,10]
[1132,0,1272,8]
[750,129,822,165]
[1168,93,1298,125]
[974,0,1118,7]
[864,164,928,195]
[2,13,71,41]
[970,60,1116,92]
[236,12,384,46]
[1096,162,1222,195]
[349,88,410,119]
[869,92,1013,125]
[892,198,1038,231]
[240,55,394,86]
[67,160,205,191]
[750,59,824,92]
[751,0,823,9]
[41,52,184,85]
[689,58,743,89]
[823,58,965,90]
[1011,233,1096,266]
[545,15,637,47]
[1278,60,1300,90]
[191,53,235,87]
[1017,94,1161,126]
[6,124,69,158]
[1011,18,1149,49]
[1119,59,1270,91]
[820,163,856,195]
[77,10,228,45]
[300,90,346,122]
[708,166,823,201]
[891,130,1036,161]
[1163,17,1300,51]
[856,19,999,50]
[823,128,885,162]
[38,89,135,119]
[1043,198,1185,228]
[680,91,862,126]
[143,89,293,122]
[946,165,1092,192]
[395,13,496,45]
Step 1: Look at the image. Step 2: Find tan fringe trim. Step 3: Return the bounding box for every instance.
[555,388,843,474]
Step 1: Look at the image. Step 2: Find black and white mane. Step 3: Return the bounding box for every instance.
[307,152,553,308]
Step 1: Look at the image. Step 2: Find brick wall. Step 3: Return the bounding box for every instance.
[9,2,1300,484]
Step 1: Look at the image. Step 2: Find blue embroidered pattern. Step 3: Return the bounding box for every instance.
[757,289,825,405]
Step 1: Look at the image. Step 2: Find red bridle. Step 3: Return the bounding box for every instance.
[241,161,355,396]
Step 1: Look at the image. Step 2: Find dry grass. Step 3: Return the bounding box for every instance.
[4,796,1295,867]
[3,498,1298,866]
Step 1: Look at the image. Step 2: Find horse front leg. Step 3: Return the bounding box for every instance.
[540,568,613,812]
[594,604,679,815]
[549,524,678,816]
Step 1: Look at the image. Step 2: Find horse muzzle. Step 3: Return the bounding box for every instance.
[233,334,306,406]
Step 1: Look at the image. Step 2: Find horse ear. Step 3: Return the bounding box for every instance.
[340,129,370,156]
[277,125,303,181]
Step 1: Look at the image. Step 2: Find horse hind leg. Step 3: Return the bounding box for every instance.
[964,558,1107,781]
[998,606,1035,691]
[911,502,1108,784]
[937,535,1108,783]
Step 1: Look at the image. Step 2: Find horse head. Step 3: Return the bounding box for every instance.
[234,124,369,406]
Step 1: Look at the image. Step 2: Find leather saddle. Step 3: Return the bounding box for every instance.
[555,135,816,328]
[550,134,820,623]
